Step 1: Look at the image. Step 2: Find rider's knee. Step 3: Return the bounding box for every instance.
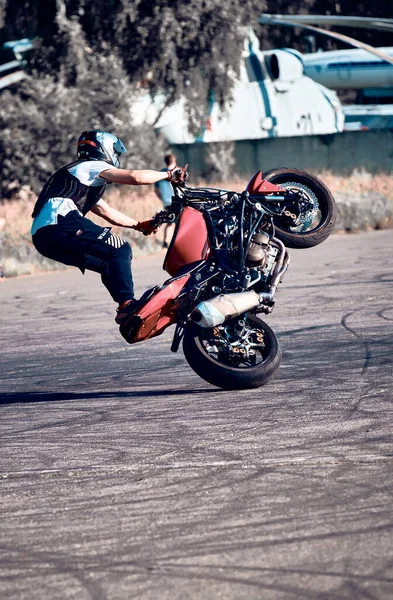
[103,232,132,262]
[112,240,132,263]
[118,240,132,259]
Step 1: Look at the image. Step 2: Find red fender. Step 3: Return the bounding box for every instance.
[246,170,283,194]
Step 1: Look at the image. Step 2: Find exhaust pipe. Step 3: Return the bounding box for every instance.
[191,291,261,328]
[191,243,291,328]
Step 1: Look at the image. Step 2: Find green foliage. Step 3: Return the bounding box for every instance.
[2,0,265,103]
[0,51,167,195]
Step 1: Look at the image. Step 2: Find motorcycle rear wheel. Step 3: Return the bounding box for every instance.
[183,314,282,390]
[263,167,337,249]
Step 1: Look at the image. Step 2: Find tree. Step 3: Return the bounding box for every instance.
[2,0,266,105]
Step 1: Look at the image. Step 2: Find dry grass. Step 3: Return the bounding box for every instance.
[318,170,393,232]
[0,170,392,277]
[319,170,392,197]
[0,185,166,276]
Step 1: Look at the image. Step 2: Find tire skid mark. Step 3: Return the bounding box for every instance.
[0,545,107,600]
[341,311,372,376]
[377,306,393,322]
[1,454,392,480]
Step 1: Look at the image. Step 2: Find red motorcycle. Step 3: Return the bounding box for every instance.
[120,167,336,390]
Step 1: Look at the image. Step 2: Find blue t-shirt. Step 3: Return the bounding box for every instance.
[154,168,173,208]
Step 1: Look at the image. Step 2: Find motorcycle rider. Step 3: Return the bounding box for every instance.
[31,130,187,324]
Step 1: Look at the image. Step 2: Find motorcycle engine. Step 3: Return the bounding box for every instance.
[246,232,270,267]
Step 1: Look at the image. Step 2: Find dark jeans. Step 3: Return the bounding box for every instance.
[32,211,134,303]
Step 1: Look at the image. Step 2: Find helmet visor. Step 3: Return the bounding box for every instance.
[114,139,127,154]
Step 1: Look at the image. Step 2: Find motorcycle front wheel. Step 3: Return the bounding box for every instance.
[263,167,337,249]
[183,314,282,390]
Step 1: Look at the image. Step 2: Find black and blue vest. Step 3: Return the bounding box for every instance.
[32,161,108,218]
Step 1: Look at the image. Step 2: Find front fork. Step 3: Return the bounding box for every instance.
[171,322,186,353]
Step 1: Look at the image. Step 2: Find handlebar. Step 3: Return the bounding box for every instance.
[173,183,238,203]
[169,167,289,220]
[150,186,230,227]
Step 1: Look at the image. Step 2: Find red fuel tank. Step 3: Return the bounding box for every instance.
[164,206,210,276]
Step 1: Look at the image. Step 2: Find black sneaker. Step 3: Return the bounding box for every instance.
[115,299,139,324]
[115,286,160,325]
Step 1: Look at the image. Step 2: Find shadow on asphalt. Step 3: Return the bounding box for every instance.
[0,388,216,405]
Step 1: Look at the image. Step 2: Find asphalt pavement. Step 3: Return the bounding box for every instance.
[0,230,392,599]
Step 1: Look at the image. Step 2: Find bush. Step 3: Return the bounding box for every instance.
[0,50,168,197]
